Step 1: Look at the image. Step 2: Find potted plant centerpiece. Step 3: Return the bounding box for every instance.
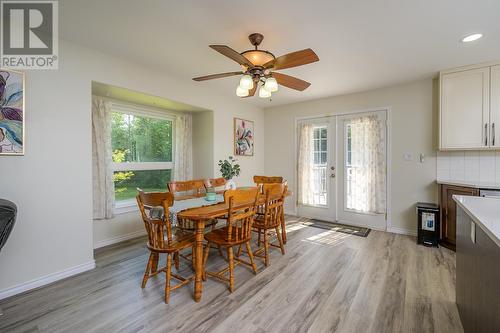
[218,156,240,190]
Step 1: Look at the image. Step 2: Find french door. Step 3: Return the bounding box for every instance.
[297,110,388,230]
[297,118,336,221]
[336,111,387,230]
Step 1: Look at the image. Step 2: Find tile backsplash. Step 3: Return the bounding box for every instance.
[437,151,500,184]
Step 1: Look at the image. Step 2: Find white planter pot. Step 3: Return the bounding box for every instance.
[224,179,236,190]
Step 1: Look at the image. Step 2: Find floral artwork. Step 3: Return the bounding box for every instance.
[234,118,254,156]
[0,69,24,155]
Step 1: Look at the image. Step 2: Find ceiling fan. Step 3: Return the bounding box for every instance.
[193,33,319,98]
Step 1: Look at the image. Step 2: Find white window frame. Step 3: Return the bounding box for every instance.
[110,102,176,214]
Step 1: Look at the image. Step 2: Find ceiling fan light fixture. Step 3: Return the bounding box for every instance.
[258,85,272,98]
[239,74,254,90]
[264,77,279,92]
[241,50,275,67]
[236,85,249,97]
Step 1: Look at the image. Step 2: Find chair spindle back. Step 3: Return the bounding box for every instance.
[136,190,174,251]
[261,183,287,228]
[223,187,259,243]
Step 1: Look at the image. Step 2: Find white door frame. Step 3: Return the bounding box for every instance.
[293,107,392,231]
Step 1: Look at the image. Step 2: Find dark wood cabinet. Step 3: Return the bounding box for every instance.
[456,205,500,333]
[439,184,479,250]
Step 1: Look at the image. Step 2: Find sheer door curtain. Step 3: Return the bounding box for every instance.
[297,123,315,206]
[347,115,386,214]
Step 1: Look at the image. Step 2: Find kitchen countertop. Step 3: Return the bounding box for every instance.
[453,195,500,247]
[437,180,500,189]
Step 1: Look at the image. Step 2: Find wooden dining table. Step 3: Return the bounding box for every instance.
[176,189,291,302]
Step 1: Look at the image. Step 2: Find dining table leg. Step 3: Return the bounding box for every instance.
[194,219,205,302]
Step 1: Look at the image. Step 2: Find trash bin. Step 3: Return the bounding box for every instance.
[416,202,439,247]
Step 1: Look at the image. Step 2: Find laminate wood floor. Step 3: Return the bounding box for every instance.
[0,217,463,333]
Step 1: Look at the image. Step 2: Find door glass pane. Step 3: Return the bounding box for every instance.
[312,126,328,206]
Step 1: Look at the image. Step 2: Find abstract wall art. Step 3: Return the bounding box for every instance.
[0,69,24,155]
[234,117,254,156]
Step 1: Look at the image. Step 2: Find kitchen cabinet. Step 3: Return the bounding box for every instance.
[439,61,500,150]
[438,184,479,250]
[456,203,500,333]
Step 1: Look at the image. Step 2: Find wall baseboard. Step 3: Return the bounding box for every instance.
[387,226,417,236]
[93,229,146,249]
[0,260,96,301]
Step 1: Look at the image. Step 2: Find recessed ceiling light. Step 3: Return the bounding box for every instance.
[461,33,483,43]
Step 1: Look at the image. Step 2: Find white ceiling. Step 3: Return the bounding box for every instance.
[61,0,500,108]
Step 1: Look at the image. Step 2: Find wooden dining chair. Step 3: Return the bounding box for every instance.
[253,175,288,244]
[253,175,284,192]
[251,183,287,266]
[136,190,195,304]
[204,177,226,193]
[168,180,219,232]
[202,187,260,292]
[167,179,206,197]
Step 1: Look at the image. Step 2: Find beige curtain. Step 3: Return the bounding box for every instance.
[173,113,193,181]
[92,97,115,219]
[347,115,386,213]
[297,123,315,205]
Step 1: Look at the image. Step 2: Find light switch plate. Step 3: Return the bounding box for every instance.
[403,153,413,161]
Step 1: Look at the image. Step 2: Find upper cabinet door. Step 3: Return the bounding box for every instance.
[491,65,500,148]
[440,67,490,149]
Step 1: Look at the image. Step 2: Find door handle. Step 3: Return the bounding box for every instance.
[485,123,488,146]
[330,173,335,178]
[493,123,495,146]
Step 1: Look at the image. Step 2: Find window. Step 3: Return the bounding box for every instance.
[312,126,327,206]
[111,106,174,207]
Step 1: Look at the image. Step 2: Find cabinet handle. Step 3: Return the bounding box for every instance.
[485,123,488,146]
[493,123,496,146]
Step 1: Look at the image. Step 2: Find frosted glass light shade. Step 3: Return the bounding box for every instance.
[239,75,254,90]
[236,86,249,97]
[264,77,278,92]
[258,85,272,98]
[241,50,275,66]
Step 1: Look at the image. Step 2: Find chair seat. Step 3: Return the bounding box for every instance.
[147,228,195,253]
[204,226,250,246]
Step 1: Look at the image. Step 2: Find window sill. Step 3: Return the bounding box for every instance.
[114,200,138,215]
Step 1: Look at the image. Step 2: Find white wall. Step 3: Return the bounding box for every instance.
[264,79,438,234]
[193,111,215,179]
[0,40,264,297]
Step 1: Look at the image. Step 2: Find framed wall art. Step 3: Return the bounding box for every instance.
[234,117,254,156]
[0,69,24,155]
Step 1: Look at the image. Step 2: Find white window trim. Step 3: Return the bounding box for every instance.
[110,102,176,214]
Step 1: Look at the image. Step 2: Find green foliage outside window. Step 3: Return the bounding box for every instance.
[111,112,173,201]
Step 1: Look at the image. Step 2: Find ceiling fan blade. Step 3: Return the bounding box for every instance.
[193,71,243,81]
[243,84,257,98]
[272,72,311,91]
[263,48,319,70]
[210,45,254,68]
